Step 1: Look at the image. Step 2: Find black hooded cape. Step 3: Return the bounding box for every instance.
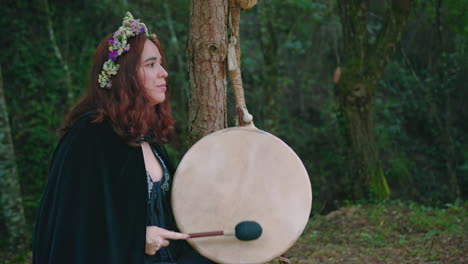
[33,114,176,264]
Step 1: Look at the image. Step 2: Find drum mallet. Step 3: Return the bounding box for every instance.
[187,221,262,241]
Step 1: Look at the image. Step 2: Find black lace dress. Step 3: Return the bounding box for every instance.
[144,146,177,263]
[143,145,216,264]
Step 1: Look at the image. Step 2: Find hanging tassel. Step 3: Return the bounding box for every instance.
[241,107,253,125]
[228,35,238,71]
[239,0,258,10]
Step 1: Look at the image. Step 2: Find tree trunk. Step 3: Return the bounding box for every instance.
[187,0,228,146]
[435,0,460,201]
[0,64,27,250]
[336,0,414,199]
[258,2,280,133]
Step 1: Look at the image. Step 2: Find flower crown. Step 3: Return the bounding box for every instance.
[98,12,156,89]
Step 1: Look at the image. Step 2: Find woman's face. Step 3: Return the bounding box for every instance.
[138,39,168,105]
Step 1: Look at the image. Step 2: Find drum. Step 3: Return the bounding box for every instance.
[172,127,312,264]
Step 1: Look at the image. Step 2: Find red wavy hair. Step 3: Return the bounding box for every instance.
[60,33,175,144]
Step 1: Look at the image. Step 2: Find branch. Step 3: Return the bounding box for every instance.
[43,0,74,103]
[370,0,415,75]
[337,0,369,63]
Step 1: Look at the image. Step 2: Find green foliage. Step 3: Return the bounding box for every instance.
[0,1,193,252]
[0,0,466,256]
[376,44,467,202]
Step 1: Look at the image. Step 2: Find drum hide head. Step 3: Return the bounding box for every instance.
[172,127,312,264]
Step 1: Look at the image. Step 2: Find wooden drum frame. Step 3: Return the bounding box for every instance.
[172,127,312,264]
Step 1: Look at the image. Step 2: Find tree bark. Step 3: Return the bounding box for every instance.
[336,0,414,199]
[187,0,228,146]
[0,64,27,250]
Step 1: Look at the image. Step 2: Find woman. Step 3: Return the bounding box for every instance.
[33,12,214,264]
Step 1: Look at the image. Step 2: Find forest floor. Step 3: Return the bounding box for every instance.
[1,201,466,264]
[277,200,467,264]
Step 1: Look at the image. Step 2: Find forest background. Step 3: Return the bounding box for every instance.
[0,0,466,261]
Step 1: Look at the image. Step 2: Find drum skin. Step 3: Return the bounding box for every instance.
[172,127,312,264]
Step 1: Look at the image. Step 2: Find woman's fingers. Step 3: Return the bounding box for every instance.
[145,239,169,255]
[161,239,170,247]
[145,239,161,255]
[145,226,188,255]
[159,228,190,240]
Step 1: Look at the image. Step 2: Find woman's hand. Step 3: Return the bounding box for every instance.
[145,226,189,255]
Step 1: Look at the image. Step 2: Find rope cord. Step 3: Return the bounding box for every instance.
[227,4,292,264]
[227,0,254,127]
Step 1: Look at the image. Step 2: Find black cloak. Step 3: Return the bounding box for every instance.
[33,114,176,264]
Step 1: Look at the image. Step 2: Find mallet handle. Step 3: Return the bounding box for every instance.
[187,231,224,238]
